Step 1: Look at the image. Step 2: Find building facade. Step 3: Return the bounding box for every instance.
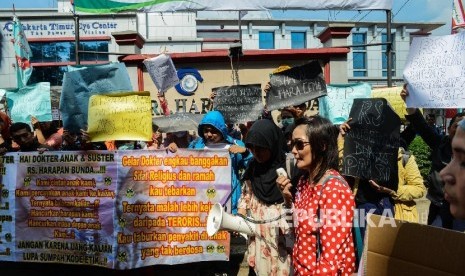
[0,1,444,116]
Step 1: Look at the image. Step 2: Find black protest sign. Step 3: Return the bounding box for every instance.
[342,98,401,189]
[266,61,327,110]
[154,112,204,133]
[212,84,263,124]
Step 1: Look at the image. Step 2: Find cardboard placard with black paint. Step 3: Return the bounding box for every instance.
[212,84,263,124]
[266,61,327,110]
[342,98,401,190]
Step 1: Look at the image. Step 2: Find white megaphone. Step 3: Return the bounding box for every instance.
[206,203,256,237]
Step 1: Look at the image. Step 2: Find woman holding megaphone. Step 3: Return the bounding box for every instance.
[277,116,355,276]
[237,119,292,276]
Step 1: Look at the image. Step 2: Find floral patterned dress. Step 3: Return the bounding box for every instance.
[238,180,292,276]
[293,169,355,275]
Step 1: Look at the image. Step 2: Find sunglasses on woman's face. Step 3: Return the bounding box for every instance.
[290,139,310,150]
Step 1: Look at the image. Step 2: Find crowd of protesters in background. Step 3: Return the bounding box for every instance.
[3,75,465,276]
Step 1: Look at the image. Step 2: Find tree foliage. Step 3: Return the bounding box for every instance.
[408,136,432,178]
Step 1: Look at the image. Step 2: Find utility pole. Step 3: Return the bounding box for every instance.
[238,11,242,44]
[386,10,392,87]
[72,0,80,65]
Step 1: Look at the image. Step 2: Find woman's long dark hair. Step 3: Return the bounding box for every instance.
[294,115,339,183]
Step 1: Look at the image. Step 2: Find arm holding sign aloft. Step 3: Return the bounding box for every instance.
[400,83,416,116]
[260,82,273,120]
[207,91,216,111]
[263,82,271,95]
[157,92,170,116]
[337,118,352,169]
[401,84,442,151]
[31,116,46,145]
[339,118,352,137]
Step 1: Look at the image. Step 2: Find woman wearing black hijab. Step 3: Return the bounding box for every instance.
[238,119,292,276]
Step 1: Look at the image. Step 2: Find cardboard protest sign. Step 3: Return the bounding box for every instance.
[87,92,152,142]
[5,82,52,123]
[154,112,204,133]
[319,83,372,125]
[266,61,327,110]
[143,54,179,93]
[60,63,133,133]
[362,214,465,276]
[212,84,263,124]
[403,32,465,108]
[342,98,400,186]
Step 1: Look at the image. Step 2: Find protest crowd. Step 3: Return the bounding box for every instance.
[3,3,465,276]
[3,67,465,275]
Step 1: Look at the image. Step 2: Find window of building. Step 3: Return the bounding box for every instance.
[259,31,275,49]
[352,33,367,77]
[29,66,69,87]
[291,32,306,49]
[382,33,396,77]
[29,40,109,85]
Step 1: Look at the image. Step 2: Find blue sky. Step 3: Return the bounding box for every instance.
[0,0,454,34]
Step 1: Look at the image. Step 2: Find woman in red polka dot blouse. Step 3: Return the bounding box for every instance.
[277,116,356,275]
